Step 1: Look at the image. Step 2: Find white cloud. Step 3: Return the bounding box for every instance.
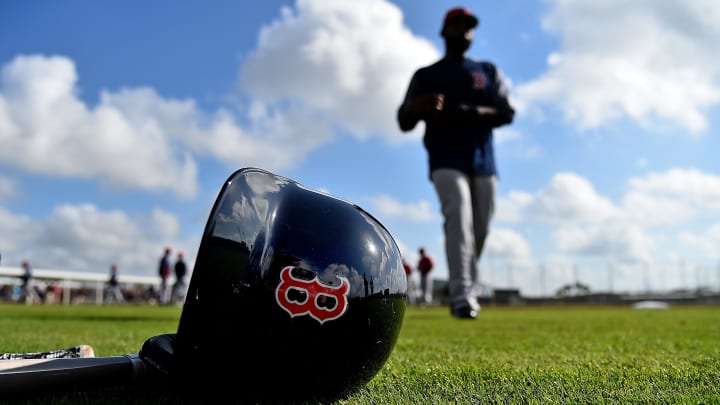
[678,223,720,260]
[238,0,439,141]
[553,223,653,262]
[627,167,720,212]
[0,207,37,258]
[0,1,440,197]
[620,191,694,226]
[150,208,182,241]
[189,103,335,170]
[495,127,543,160]
[620,168,720,226]
[496,190,533,223]
[486,228,533,259]
[529,172,618,223]
[0,55,199,198]
[495,168,720,264]
[0,55,341,198]
[498,172,620,226]
[368,194,436,222]
[515,0,720,134]
[0,203,192,276]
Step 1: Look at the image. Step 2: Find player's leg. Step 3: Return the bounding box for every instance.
[424,275,433,304]
[431,169,478,318]
[470,175,496,298]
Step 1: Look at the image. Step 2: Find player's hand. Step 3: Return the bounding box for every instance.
[411,93,444,121]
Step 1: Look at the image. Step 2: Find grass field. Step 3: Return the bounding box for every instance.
[1,303,719,404]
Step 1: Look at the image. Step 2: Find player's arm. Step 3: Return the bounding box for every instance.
[398,94,445,131]
[461,103,514,128]
[481,64,515,128]
[455,64,515,129]
[397,71,444,132]
[397,102,421,132]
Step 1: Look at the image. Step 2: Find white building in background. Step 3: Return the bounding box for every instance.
[0,266,164,305]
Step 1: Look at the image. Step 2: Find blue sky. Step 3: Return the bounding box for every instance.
[1,0,719,296]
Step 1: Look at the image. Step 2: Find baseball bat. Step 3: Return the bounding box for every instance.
[1,344,95,360]
[0,352,150,397]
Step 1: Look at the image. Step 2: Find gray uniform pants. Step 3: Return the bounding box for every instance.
[431,169,495,310]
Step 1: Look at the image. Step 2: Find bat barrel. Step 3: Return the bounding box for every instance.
[0,354,149,398]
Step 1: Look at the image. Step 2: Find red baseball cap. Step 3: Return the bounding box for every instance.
[443,7,479,29]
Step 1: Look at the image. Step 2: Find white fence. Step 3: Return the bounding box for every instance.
[0,266,163,305]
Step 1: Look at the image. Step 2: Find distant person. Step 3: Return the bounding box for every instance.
[402,258,416,305]
[171,251,188,305]
[19,260,40,305]
[396,7,515,319]
[417,247,435,305]
[143,285,161,305]
[104,264,125,304]
[158,247,172,304]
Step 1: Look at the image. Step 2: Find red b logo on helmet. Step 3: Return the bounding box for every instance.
[275,266,349,323]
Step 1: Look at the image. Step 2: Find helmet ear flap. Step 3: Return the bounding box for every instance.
[139,333,176,379]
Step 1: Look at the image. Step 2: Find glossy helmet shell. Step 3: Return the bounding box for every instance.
[173,168,407,400]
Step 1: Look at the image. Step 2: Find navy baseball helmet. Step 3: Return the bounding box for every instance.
[141,167,407,401]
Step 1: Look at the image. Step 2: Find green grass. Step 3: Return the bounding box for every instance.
[1,303,719,404]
